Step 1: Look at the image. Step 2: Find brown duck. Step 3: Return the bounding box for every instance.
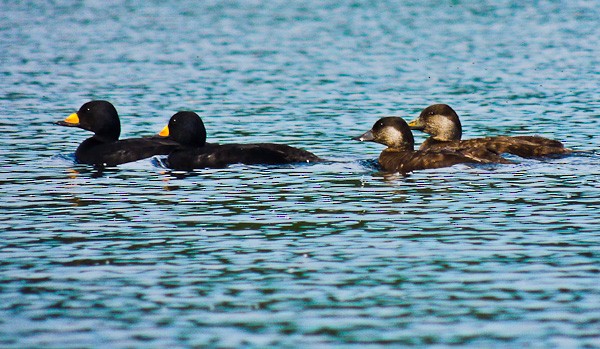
[353,117,483,174]
[407,104,571,162]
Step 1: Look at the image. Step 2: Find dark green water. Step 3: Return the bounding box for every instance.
[1,1,599,347]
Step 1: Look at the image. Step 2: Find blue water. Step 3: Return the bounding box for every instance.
[1,1,599,347]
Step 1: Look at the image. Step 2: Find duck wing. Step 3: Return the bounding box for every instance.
[418,138,512,164]
[75,136,180,167]
[379,148,481,173]
[487,136,571,157]
[167,143,321,170]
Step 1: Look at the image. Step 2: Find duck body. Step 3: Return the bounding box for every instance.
[378,147,481,173]
[73,136,179,167]
[420,136,568,160]
[159,111,322,170]
[418,137,512,164]
[353,117,481,174]
[57,100,179,167]
[167,143,321,170]
[408,104,571,160]
[486,136,569,157]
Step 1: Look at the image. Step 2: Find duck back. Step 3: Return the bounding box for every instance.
[378,148,480,173]
[488,136,571,157]
[419,138,512,164]
[76,136,179,167]
[419,136,570,160]
[167,143,321,170]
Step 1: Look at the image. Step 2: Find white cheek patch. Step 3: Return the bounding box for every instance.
[387,127,404,141]
[381,126,407,147]
[429,115,458,140]
[431,115,455,131]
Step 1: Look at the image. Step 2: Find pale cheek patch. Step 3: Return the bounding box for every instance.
[381,127,405,146]
[428,115,458,140]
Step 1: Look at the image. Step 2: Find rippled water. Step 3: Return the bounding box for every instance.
[2,0,599,347]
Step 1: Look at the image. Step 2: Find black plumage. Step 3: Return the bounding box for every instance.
[56,100,178,167]
[158,111,322,170]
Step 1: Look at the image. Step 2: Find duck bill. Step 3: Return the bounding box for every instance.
[352,129,375,142]
[158,125,170,137]
[407,118,423,130]
[55,112,80,127]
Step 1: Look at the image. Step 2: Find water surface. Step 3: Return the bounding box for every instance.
[1,1,599,347]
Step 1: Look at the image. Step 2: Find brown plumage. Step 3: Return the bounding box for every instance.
[353,117,482,174]
[408,104,571,161]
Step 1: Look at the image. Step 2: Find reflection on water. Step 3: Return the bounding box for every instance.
[1,0,600,348]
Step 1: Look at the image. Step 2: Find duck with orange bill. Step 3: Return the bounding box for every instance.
[157,111,322,170]
[56,100,179,167]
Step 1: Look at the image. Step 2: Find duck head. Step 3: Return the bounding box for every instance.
[353,117,415,151]
[408,104,462,141]
[158,111,207,147]
[57,100,121,141]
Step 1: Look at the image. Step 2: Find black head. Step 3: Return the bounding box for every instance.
[353,117,415,150]
[407,104,462,141]
[57,100,121,141]
[159,111,206,147]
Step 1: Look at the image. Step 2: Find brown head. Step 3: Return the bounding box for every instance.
[353,117,415,150]
[407,104,462,141]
